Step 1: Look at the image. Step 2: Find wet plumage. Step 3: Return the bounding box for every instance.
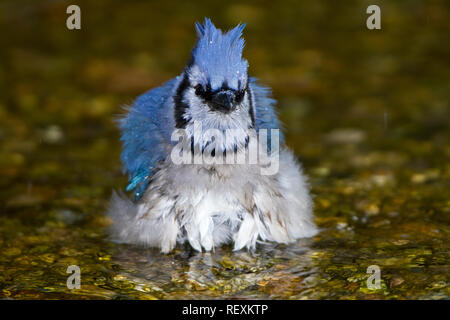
[109,18,317,253]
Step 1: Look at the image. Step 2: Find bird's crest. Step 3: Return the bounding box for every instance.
[191,18,248,91]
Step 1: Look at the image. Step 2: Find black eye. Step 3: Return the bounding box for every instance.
[195,84,204,96]
[194,84,212,100]
[235,89,246,103]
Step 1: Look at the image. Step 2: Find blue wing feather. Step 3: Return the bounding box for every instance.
[119,78,178,200]
[250,78,285,145]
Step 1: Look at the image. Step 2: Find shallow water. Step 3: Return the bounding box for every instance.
[0,0,449,299]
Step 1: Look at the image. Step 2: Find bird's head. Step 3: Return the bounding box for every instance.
[174,18,254,146]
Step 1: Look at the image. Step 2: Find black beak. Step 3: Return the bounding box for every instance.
[209,90,236,113]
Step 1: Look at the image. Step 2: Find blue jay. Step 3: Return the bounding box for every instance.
[108,18,317,253]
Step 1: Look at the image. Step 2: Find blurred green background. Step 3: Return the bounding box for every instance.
[0,0,448,299]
